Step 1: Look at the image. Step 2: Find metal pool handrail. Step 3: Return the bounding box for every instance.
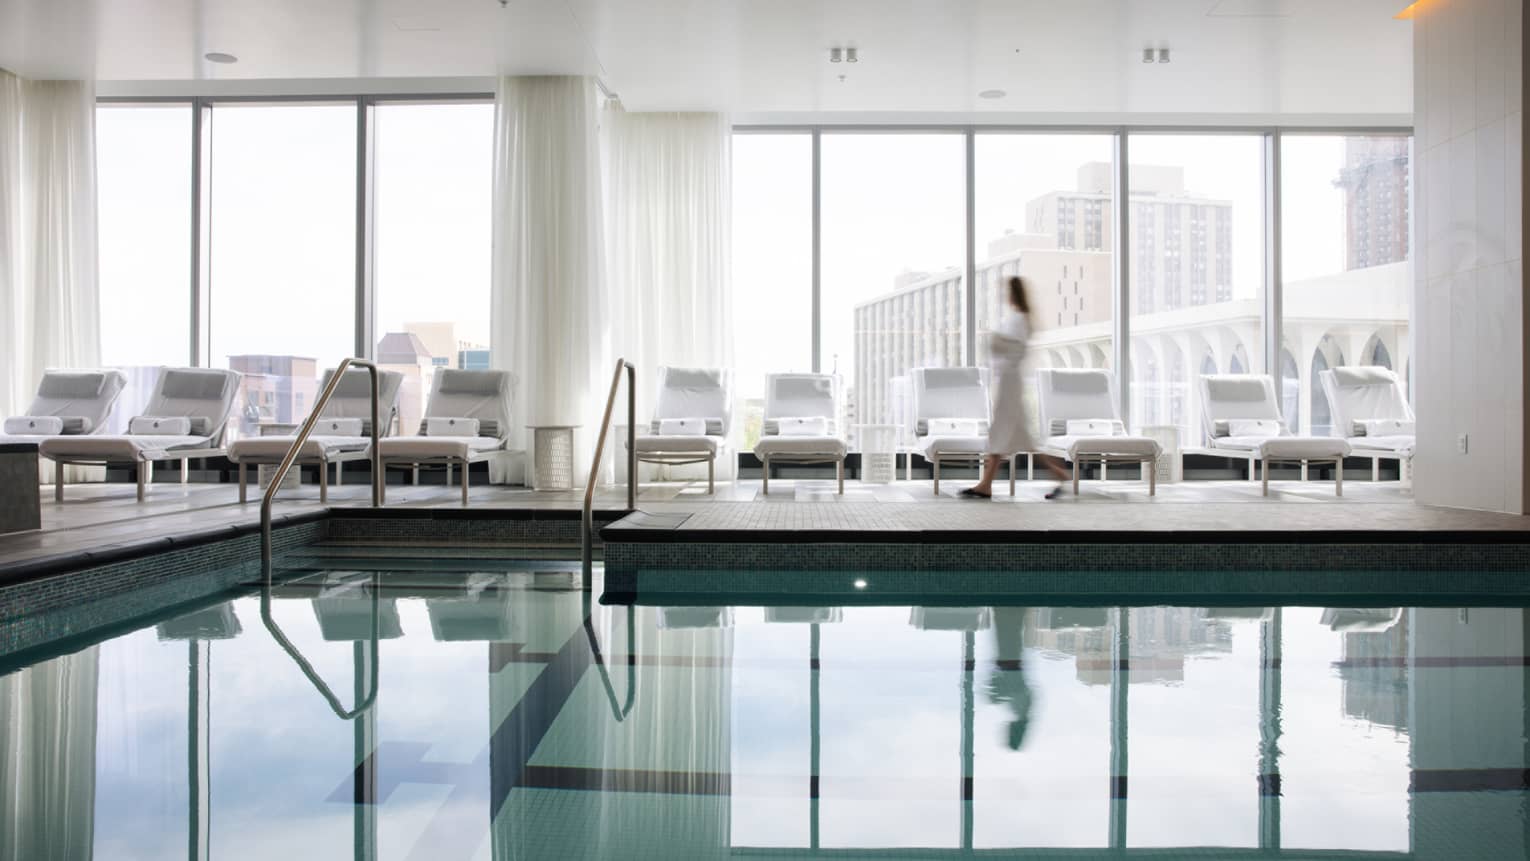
[584,591,637,722]
[260,357,383,571]
[260,571,381,720]
[582,359,637,569]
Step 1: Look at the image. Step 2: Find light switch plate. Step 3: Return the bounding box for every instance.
[1457,433,1469,454]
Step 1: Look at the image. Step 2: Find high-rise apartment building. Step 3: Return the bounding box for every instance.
[1337,137,1410,271]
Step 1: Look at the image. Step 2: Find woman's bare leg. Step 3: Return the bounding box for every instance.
[1037,454,1069,481]
[969,455,1004,496]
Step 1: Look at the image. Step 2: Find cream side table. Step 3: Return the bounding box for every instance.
[527,425,580,491]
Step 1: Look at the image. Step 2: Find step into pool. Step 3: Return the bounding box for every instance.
[2,561,1527,859]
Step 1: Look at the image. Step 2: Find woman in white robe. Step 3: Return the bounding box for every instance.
[963,276,1070,498]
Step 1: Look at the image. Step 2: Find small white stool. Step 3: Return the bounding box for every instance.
[527,425,579,491]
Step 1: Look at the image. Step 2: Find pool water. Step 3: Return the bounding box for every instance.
[3,566,1528,859]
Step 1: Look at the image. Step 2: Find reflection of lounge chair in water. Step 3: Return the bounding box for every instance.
[312,572,404,641]
[1321,607,1402,632]
[426,573,514,641]
[156,604,242,641]
[989,606,1034,751]
[764,607,843,624]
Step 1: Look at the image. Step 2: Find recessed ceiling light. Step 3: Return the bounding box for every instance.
[979,89,1007,99]
[204,52,238,64]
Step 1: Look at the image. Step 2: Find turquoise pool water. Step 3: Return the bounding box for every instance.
[2,566,1528,859]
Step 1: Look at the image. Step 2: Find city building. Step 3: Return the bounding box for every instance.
[226,354,319,439]
[1338,137,1411,271]
[376,332,435,433]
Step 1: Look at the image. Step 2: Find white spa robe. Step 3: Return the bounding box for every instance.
[986,311,1035,456]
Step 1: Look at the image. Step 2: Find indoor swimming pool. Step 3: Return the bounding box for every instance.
[3,563,1528,859]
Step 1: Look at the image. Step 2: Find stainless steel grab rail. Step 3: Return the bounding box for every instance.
[582,359,637,570]
[260,357,384,571]
[260,571,381,720]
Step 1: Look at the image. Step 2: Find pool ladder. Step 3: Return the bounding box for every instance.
[583,358,638,570]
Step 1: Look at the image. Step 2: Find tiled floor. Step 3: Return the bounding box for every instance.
[1,474,1527,571]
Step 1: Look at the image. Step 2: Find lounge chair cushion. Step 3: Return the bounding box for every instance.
[228,435,370,461]
[379,435,504,462]
[921,434,990,457]
[754,435,848,458]
[1044,434,1161,461]
[1348,434,1415,454]
[1213,436,1350,459]
[41,434,214,460]
[633,434,724,455]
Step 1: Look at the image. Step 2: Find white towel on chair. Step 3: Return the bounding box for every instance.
[129,416,192,435]
[658,417,707,436]
[426,417,480,437]
[4,415,63,435]
[778,416,829,436]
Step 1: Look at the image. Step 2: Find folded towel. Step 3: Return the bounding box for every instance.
[1065,418,1123,436]
[130,416,192,435]
[425,417,480,437]
[658,417,708,436]
[1355,418,1414,437]
[4,415,64,435]
[1332,366,1397,387]
[778,416,829,436]
[317,418,364,436]
[1228,418,1282,437]
[928,418,983,436]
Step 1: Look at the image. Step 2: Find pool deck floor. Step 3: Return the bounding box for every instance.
[1,474,1528,575]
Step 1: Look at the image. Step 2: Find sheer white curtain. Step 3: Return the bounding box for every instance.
[490,76,608,484]
[603,107,732,479]
[0,70,102,482]
[0,646,100,861]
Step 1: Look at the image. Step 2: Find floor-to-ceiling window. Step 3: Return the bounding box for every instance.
[95,103,193,429]
[1127,134,1265,445]
[1281,135,1412,437]
[206,102,358,440]
[976,134,1116,441]
[731,133,814,449]
[372,101,494,435]
[820,133,966,450]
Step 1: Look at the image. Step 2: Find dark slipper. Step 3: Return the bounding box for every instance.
[959,488,992,499]
[1044,484,1066,500]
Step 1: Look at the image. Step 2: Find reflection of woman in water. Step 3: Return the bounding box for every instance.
[963,276,1071,499]
[988,605,1035,750]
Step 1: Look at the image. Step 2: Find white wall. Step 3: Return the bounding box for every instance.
[1413,0,1528,513]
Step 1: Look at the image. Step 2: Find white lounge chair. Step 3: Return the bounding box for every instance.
[1320,607,1402,632]
[425,573,513,641]
[1195,374,1351,496]
[228,368,404,504]
[1319,365,1414,482]
[1036,368,1161,496]
[753,373,848,495]
[1,369,127,444]
[40,367,240,502]
[377,368,514,506]
[911,607,992,631]
[913,366,1017,496]
[630,366,732,494]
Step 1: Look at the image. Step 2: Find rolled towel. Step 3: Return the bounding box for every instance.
[1065,418,1124,436]
[1228,418,1282,437]
[129,416,192,435]
[777,416,829,436]
[424,417,480,437]
[928,418,984,436]
[1355,418,1414,437]
[4,415,64,435]
[658,417,707,436]
[317,418,364,436]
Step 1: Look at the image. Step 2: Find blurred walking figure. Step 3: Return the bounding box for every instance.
[962,276,1070,499]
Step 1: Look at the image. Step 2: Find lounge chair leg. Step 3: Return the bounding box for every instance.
[137,464,147,502]
[1147,458,1156,496]
[1335,459,1343,497]
[238,463,247,503]
[761,455,770,495]
[1249,456,1257,481]
[412,464,420,486]
[707,457,714,494]
[335,461,343,486]
[319,462,329,504]
[446,462,453,486]
[181,459,189,484]
[1072,460,1080,496]
[54,463,64,502]
[1009,455,1017,496]
[1372,458,1379,482]
[1262,458,1270,497]
[1300,460,1308,482]
[932,455,940,495]
[1102,460,1108,481]
[461,460,470,506]
[836,459,844,494]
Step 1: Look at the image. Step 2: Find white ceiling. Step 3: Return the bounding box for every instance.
[0,0,1414,122]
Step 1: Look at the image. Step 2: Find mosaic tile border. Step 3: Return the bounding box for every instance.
[601,541,1530,586]
[0,519,325,662]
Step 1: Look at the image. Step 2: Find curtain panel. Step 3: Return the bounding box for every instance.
[490,75,608,483]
